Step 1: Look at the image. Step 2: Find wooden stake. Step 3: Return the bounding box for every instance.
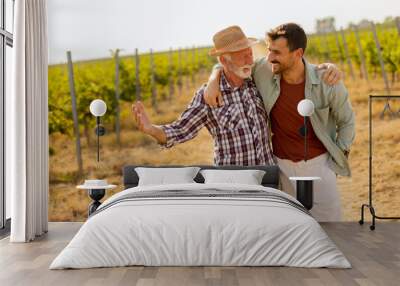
[150,49,157,109]
[66,51,83,175]
[352,25,369,81]
[371,21,390,94]
[168,47,174,101]
[113,49,121,146]
[135,48,141,101]
[340,27,355,80]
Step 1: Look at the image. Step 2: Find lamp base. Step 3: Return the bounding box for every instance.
[88,189,105,216]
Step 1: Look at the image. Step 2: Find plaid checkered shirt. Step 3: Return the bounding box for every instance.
[160,73,275,166]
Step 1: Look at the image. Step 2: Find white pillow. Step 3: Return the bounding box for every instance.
[135,167,200,186]
[200,169,266,185]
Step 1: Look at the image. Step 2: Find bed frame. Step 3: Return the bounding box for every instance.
[123,165,280,189]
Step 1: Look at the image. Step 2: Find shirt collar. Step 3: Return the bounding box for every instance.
[220,71,254,93]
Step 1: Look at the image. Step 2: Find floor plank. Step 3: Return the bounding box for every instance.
[0,222,399,286]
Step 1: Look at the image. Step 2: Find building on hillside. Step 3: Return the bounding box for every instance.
[316,17,336,34]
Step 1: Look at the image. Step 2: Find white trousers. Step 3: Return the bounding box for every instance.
[276,153,342,222]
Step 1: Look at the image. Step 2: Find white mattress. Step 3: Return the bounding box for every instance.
[50,183,351,269]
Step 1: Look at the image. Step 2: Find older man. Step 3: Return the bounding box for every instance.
[132,26,275,166]
[204,23,355,221]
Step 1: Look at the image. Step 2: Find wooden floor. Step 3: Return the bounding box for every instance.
[0,222,399,286]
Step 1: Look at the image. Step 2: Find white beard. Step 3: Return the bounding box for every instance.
[231,64,253,79]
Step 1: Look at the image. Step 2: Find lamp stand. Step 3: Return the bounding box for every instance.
[93,117,106,162]
[96,116,100,162]
[304,116,308,162]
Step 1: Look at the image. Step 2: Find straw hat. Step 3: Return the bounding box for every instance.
[209,26,258,56]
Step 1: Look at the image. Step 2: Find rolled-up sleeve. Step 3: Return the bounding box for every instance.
[159,88,209,148]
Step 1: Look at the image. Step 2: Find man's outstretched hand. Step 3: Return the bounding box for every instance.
[132,101,153,134]
[132,101,167,144]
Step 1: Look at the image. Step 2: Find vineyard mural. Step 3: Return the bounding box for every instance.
[48,17,400,222]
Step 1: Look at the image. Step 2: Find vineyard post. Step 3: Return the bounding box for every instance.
[201,48,206,78]
[168,47,174,101]
[135,48,141,101]
[340,27,355,80]
[114,49,121,146]
[150,49,157,109]
[185,47,190,89]
[178,48,182,96]
[371,21,390,94]
[395,17,400,36]
[192,45,196,87]
[352,24,369,81]
[66,51,83,176]
[333,29,345,76]
[197,47,202,78]
[321,31,331,62]
[205,48,211,73]
[396,18,400,82]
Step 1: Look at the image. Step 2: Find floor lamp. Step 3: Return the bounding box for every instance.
[89,99,107,162]
[290,99,320,210]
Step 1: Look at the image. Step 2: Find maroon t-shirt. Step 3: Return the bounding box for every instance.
[270,77,327,162]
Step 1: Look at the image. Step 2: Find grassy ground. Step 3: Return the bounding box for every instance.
[49,50,400,222]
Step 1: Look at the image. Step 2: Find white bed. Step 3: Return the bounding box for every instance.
[50,182,351,269]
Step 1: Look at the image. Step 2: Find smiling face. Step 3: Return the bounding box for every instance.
[220,47,254,79]
[267,37,303,74]
[265,23,307,74]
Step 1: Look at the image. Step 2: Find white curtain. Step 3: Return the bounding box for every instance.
[7,0,49,242]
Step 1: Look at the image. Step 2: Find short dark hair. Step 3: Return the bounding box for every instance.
[266,23,307,53]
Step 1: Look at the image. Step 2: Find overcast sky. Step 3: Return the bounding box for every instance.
[48,0,400,64]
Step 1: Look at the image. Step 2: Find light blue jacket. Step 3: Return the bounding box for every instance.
[252,57,355,176]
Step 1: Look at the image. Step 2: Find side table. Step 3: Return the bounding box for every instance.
[77,181,117,216]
